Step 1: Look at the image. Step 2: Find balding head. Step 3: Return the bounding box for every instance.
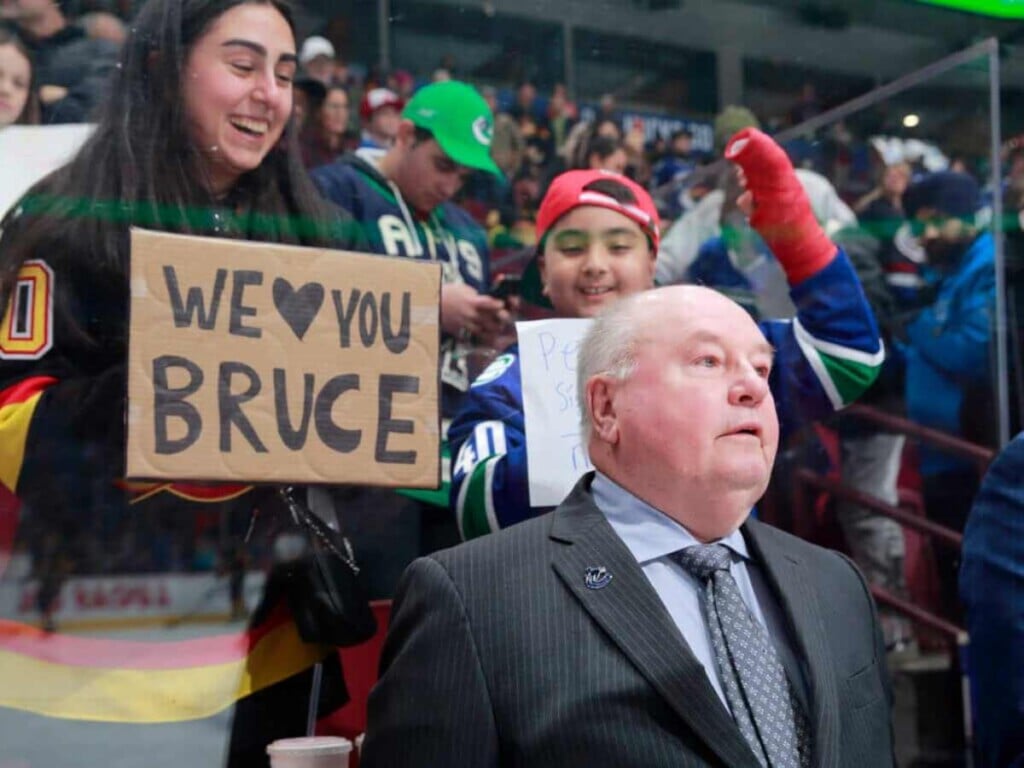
[579,285,779,540]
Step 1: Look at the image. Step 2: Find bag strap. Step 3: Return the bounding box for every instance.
[277,486,360,575]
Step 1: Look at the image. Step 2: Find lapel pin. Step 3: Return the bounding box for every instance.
[585,566,612,590]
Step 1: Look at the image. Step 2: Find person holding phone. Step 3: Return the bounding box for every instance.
[312,80,510,422]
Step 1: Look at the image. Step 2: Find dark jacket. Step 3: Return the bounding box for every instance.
[364,474,895,768]
[312,152,491,417]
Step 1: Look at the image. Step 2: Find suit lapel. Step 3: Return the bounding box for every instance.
[550,481,761,768]
[744,519,841,768]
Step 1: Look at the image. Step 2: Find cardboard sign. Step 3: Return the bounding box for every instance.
[127,229,441,488]
[518,318,594,507]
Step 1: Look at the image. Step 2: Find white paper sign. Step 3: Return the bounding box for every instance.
[518,318,594,507]
[0,124,94,218]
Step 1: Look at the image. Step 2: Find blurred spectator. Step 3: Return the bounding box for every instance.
[596,91,617,124]
[650,128,701,221]
[357,86,402,155]
[561,121,624,174]
[78,10,125,45]
[855,160,925,311]
[510,80,553,168]
[331,57,351,88]
[901,171,994,618]
[651,128,696,189]
[594,115,622,141]
[959,431,1024,767]
[480,83,499,116]
[390,68,415,100]
[300,82,356,169]
[855,160,911,237]
[0,26,39,126]
[291,74,324,128]
[547,82,576,150]
[490,110,525,178]
[509,80,542,124]
[298,34,335,85]
[789,81,822,126]
[583,134,627,174]
[713,104,759,153]
[622,117,649,184]
[457,109,523,234]
[1,0,118,123]
[432,67,451,82]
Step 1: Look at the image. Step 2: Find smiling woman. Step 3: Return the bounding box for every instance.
[0,0,365,763]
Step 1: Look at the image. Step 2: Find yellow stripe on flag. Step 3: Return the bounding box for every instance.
[0,621,329,723]
[0,390,43,494]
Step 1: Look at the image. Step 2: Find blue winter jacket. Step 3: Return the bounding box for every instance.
[904,232,995,476]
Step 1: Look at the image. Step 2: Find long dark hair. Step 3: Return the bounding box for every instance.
[0,27,40,125]
[0,0,355,315]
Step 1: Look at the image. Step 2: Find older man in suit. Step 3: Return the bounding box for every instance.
[361,284,894,768]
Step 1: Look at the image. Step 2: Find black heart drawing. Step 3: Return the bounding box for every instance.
[272,278,324,341]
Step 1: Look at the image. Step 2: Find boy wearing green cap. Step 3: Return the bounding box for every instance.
[313,80,508,419]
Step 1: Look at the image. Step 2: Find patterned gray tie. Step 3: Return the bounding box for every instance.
[673,543,811,768]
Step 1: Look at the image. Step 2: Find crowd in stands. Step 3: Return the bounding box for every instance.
[2,0,1024,762]
[1,0,1019,665]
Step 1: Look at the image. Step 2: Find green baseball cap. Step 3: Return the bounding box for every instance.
[402,81,501,177]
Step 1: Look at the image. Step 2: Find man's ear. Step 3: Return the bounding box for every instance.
[394,119,417,147]
[586,375,619,445]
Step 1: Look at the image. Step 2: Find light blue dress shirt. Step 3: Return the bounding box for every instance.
[592,471,804,711]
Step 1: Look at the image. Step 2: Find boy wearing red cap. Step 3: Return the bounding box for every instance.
[449,129,885,540]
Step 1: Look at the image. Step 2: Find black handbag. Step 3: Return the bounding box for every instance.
[277,487,377,647]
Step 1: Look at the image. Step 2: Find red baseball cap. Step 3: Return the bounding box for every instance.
[359,87,404,122]
[522,170,661,307]
[534,169,660,250]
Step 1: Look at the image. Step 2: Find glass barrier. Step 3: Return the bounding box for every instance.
[0,0,1019,764]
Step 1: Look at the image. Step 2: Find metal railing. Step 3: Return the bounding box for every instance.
[788,403,996,764]
[791,403,995,639]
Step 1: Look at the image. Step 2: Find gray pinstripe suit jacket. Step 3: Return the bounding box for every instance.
[361,475,894,767]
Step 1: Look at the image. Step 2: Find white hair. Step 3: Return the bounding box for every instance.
[576,294,649,443]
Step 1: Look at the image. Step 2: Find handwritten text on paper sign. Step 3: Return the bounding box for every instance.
[518,318,594,507]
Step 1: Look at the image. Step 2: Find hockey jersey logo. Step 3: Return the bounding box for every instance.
[0,259,54,360]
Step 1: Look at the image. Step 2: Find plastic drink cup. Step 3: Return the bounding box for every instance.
[266,736,352,768]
